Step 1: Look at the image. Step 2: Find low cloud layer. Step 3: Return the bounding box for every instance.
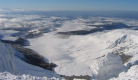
[0,10,138,33]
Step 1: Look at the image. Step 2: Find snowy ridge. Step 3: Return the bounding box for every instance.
[108,35,127,48]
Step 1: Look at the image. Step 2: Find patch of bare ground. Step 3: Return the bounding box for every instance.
[112,47,132,64]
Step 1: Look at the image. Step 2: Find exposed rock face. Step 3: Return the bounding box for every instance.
[15,37,30,46]
[1,37,30,46]
[25,32,43,38]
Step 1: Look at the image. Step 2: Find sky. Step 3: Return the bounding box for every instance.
[0,0,138,11]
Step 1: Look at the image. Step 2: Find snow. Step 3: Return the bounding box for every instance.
[129,54,138,65]
[26,28,138,79]
[89,53,127,80]
[110,65,138,80]
[0,41,18,74]
[24,30,122,76]
[1,12,138,79]
[0,72,63,80]
[0,41,64,79]
[0,30,19,41]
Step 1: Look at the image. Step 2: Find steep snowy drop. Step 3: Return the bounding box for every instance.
[0,41,64,80]
[0,41,18,74]
[89,53,127,80]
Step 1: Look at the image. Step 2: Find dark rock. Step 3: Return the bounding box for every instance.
[119,54,132,64]
[15,37,30,46]
[57,28,102,35]
[1,27,31,31]
[1,37,30,46]
[12,31,43,39]
[57,23,133,35]
[25,32,43,38]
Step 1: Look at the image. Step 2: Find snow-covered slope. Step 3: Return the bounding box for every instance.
[0,41,18,74]
[26,28,138,80]
[1,11,138,80]
[89,53,127,80]
[0,41,64,80]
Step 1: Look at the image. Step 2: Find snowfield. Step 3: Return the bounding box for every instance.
[26,28,138,80]
[0,10,138,80]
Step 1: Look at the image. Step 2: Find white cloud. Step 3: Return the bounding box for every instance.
[10,18,23,22]
[0,18,8,23]
[0,14,4,17]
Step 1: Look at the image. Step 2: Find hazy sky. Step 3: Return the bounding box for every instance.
[0,0,138,11]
